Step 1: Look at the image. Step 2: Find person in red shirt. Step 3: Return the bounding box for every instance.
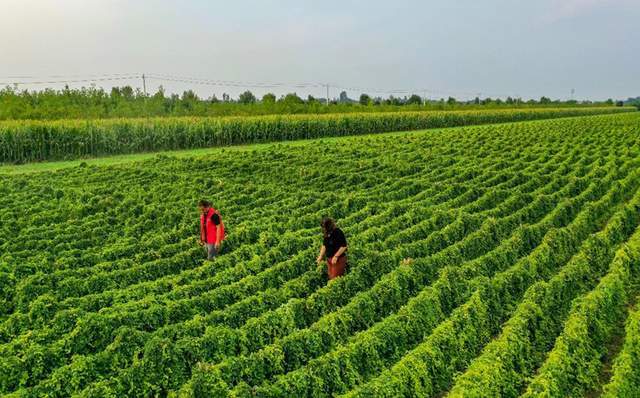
[198,200,225,260]
[316,217,348,281]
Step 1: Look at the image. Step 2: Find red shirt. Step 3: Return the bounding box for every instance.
[200,207,225,244]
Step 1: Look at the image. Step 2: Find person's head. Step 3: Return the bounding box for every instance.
[198,200,211,214]
[321,217,336,237]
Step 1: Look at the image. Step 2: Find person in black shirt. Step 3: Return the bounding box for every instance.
[316,217,348,280]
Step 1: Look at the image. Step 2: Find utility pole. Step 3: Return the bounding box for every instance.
[325,83,330,105]
[142,73,147,96]
[570,88,575,101]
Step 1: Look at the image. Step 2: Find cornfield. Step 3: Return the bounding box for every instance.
[0,107,633,163]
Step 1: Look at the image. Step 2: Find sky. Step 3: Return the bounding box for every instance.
[0,0,638,101]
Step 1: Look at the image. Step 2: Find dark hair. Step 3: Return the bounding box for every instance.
[321,217,336,237]
[198,200,211,208]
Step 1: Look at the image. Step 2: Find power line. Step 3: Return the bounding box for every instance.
[0,75,141,86]
[0,71,547,100]
[0,72,139,79]
[147,74,323,89]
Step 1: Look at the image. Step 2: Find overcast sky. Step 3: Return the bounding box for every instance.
[0,0,638,101]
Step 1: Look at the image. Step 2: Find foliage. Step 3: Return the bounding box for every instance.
[1,113,640,397]
[0,85,627,121]
[237,91,257,105]
[0,107,633,164]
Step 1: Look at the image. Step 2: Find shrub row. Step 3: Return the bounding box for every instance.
[345,171,640,398]
[446,183,640,397]
[601,296,640,397]
[521,225,640,397]
[180,167,622,396]
[24,157,570,397]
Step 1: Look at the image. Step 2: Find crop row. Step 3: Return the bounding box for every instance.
[2,164,533,394]
[0,107,631,163]
[601,296,640,397]
[5,128,589,396]
[2,121,568,332]
[521,223,640,397]
[1,145,525,347]
[183,162,640,396]
[2,112,640,397]
[343,178,640,398]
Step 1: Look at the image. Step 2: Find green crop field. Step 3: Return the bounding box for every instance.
[0,106,632,164]
[1,112,640,397]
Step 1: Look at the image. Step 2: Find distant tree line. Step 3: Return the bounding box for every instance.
[624,96,640,109]
[0,84,626,121]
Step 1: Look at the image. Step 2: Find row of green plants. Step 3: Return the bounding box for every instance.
[2,113,640,396]
[0,107,632,163]
[183,161,640,396]
[521,226,640,397]
[601,296,640,397]
[2,127,472,318]
[11,131,576,394]
[180,168,608,394]
[75,171,566,397]
[0,154,515,393]
[239,178,618,397]
[5,178,507,394]
[2,133,544,346]
[344,176,640,398]
[446,181,640,396]
[3,84,628,121]
[261,163,633,398]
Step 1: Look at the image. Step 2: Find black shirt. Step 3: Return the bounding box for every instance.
[324,227,347,258]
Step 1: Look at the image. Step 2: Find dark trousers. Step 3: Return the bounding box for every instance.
[204,243,217,260]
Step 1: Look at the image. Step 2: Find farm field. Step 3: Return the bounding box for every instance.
[1,112,640,397]
[0,106,632,164]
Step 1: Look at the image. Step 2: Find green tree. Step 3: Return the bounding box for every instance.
[152,86,165,100]
[406,94,423,105]
[359,93,371,105]
[238,90,257,104]
[282,93,304,104]
[262,93,276,104]
[121,86,135,100]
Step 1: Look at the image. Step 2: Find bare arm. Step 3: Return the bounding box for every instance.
[199,216,205,245]
[317,245,326,264]
[215,225,222,247]
[331,246,347,264]
[333,246,347,259]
